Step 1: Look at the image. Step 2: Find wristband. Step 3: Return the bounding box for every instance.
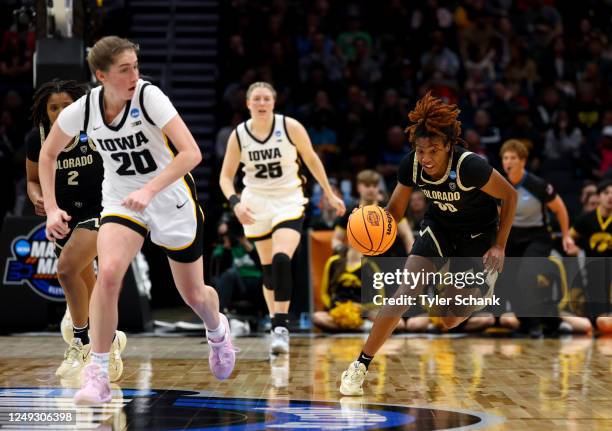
[229,194,240,210]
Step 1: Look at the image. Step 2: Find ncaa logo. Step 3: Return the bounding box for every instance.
[3,223,64,301]
[79,132,88,142]
[275,130,282,137]
[449,170,457,180]
[130,108,140,118]
[0,389,503,430]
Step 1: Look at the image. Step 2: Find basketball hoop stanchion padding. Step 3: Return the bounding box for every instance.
[0,215,152,332]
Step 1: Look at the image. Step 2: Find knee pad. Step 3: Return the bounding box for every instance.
[272,253,292,301]
[262,264,273,291]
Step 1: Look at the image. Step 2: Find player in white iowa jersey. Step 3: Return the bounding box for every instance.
[220,82,345,354]
[39,36,236,405]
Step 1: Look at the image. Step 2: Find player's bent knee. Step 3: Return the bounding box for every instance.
[180,285,208,308]
[56,257,81,282]
[96,264,124,292]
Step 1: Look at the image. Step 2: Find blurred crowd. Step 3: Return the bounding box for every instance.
[0,1,36,225]
[217,0,612,220]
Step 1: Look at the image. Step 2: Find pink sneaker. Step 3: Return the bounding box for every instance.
[207,313,237,380]
[74,364,111,405]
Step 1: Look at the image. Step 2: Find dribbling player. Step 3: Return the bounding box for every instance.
[339,92,517,396]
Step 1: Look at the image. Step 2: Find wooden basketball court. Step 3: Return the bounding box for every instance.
[0,334,611,430]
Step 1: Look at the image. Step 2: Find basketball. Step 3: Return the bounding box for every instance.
[347,205,397,256]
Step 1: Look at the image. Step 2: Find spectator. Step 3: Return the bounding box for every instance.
[210,213,265,317]
[598,126,612,177]
[534,86,562,133]
[543,109,583,162]
[406,190,426,230]
[336,16,372,62]
[376,126,408,190]
[312,247,389,333]
[419,31,461,84]
[299,33,343,83]
[473,109,502,166]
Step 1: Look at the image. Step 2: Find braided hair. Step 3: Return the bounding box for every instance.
[30,80,88,133]
[404,92,465,147]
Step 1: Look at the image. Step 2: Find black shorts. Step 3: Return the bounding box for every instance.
[412,218,497,263]
[409,218,497,300]
[54,215,100,257]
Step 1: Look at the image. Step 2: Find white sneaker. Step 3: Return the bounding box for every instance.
[109,331,127,382]
[270,327,289,354]
[340,361,367,396]
[60,308,73,345]
[55,338,90,379]
[229,318,251,337]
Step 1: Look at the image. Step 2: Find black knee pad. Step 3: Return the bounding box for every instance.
[272,253,292,301]
[262,264,273,291]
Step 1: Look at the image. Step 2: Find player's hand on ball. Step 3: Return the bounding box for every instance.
[233,202,255,225]
[45,208,71,240]
[122,187,155,213]
[327,193,346,216]
[483,244,505,273]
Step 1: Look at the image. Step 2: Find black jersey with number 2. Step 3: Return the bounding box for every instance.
[397,146,497,231]
[26,126,103,217]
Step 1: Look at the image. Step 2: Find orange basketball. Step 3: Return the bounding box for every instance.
[347,205,397,256]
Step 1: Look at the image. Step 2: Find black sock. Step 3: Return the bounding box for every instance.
[73,324,89,345]
[272,313,289,331]
[357,351,374,370]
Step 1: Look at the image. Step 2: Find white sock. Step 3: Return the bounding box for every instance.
[91,351,110,376]
[206,320,226,342]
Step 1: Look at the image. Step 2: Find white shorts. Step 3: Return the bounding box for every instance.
[241,188,307,241]
[100,176,203,262]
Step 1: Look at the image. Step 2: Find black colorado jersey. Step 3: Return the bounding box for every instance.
[26,126,103,216]
[397,146,497,231]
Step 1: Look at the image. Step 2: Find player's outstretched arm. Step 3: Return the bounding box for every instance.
[219,130,255,225]
[219,130,241,200]
[397,218,415,253]
[39,122,73,239]
[480,169,517,272]
[287,117,345,216]
[386,183,412,229]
